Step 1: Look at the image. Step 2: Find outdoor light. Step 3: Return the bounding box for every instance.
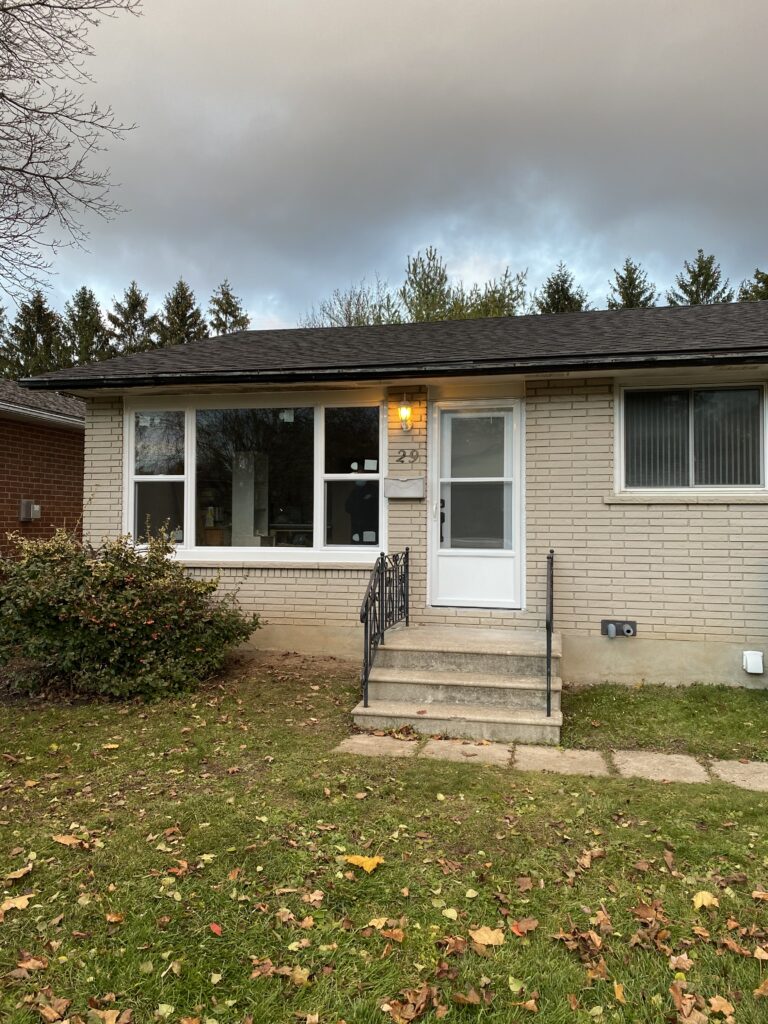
[398,395,413,432]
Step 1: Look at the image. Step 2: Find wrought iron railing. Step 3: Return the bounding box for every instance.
[545,548,555,717]
[360,548,410,706]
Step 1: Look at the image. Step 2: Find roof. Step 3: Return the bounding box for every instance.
[0,378,85,424]
[20,301,768,392]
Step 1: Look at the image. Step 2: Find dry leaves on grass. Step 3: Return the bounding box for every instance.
[343,855,384,874]
[5,862,33,881]
[468,926,505,948]
[382,983,448,1023]
[692,891,719,910]
[509,916,539,937]
[52,834,88,849]
[0,892,33,922]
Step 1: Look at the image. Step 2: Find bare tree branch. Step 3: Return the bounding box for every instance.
[0,0,141,297]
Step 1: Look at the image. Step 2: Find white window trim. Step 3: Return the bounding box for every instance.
[123,391,387,565]
[615,381,768,496]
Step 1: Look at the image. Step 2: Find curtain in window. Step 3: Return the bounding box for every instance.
[624,390,689,487]
[693,388,761,486]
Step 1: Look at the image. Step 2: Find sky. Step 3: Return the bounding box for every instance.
[38,0,768,327]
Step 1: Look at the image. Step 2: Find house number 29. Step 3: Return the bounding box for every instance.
[395,449,419,464]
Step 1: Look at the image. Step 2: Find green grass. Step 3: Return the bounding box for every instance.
[561,683,768,761]
[1,655,768,1023]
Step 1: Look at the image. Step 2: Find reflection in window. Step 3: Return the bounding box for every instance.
[135,411,185,475]
[195,408,314,547]
[135,481,184,543]
[324,407,380,545]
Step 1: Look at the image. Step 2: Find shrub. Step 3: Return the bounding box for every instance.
[0,530,258,697]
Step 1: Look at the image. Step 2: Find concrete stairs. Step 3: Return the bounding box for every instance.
[352,625,562,744]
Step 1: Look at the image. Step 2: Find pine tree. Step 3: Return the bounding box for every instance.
[607,257,657,309]
[399,247,453,322]
[666,249,734,305]
[107,281,159,354]
[738,268,768,302]
[533,262,589,314]
[0,290,71,377]
[157,279,209,348]
[208,280,251,335]
[449,268,527,319]
[63,286,113,364]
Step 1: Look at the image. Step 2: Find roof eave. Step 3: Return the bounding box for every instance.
[19,347,768,392]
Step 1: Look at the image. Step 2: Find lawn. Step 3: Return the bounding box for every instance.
[1,653,768,1024]
[561,683,768,762]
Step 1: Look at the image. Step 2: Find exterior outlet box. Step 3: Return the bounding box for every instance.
[743,650,764,674]
[19,499,41,522]
[383,476,426,500]
[601,619,637,638]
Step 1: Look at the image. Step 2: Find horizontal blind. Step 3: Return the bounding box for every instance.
[624,389,689,487]
[693,388,761,486]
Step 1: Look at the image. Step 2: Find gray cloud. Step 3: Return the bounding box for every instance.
[42,0,768,324]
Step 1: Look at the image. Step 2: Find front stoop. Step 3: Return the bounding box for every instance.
[352,625,563,744]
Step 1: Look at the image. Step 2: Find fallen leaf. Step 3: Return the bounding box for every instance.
[752,890,768,901]
[692,891,719,910]
[381,927,404,943]
[669,954,694,972]
[17,954,48,971]
[52,834,83,848]
[709,996,735,1015]
[0,892,33,921]
[5,863,33,881]
[208,922,222,936]
[613,981,626,1004]
[468,926,505,947]
[344,855,384,874]
[105,912,124,924]
[441,908,458,921]
[509,917,539,937]
[754,977,768,998]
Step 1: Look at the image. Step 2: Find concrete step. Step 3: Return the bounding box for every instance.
[376,645,559,676]
[352,699,562,745]
[367,667,562,711]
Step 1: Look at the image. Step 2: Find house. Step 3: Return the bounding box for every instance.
[22,301,768,742]
[0,379,84,551]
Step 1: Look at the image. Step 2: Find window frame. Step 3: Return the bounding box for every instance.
[124,392,387,564]
[616,381,768,494]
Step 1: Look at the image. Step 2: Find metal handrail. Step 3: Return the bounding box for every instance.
[360,548,410,707]
[545,548,555,717]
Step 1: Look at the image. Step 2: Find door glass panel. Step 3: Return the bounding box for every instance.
[440,482,513,550]
[448,414,505,478]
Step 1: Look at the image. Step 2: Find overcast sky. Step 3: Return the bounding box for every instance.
[42,0,768,326]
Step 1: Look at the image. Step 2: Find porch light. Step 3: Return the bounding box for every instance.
[398,395,413,432]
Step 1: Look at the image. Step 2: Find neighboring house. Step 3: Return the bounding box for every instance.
[0,380,84,551]
[22,302,768,742]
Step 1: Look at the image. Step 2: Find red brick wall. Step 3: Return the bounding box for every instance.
[0,416,84,551]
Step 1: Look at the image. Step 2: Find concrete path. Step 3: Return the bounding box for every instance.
[332,734,768,792]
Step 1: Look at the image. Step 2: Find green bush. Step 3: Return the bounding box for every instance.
[0,530,258,697]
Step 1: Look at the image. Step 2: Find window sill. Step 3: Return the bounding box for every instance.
[605,492,768,506]
[174,549,378,570]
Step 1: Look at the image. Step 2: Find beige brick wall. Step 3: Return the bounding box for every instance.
[83,397,124,543]
[81,381,768,674]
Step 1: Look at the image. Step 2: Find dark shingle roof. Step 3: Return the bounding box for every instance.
[21,301,768,391]
[0,378,84,421]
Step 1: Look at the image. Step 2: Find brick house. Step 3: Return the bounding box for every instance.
[0,379,84,550]
[22,301,768,742]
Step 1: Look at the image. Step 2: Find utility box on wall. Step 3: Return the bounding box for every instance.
[19,499,41,522]
[383,476,426,499]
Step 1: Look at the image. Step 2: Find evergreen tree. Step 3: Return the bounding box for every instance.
[533,262,590,314]
[0,290,70,377]
[738,268,768,302]
[398,247,453,322]
[607,257,657,309]
[157,279,209,348]
[107,281,159,353]
[666,249,734,305]
[208,279,251,335]
[63,286,113,364]
[301,276,402,327]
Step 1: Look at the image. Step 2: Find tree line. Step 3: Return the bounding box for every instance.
[0,279,249,379]
[302,248,768,327]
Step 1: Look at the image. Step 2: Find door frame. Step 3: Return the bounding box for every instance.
[427,397,526,610]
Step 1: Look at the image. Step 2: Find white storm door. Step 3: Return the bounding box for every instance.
[432,402,523,608]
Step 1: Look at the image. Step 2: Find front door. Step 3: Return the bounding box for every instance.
[431,401,523,608]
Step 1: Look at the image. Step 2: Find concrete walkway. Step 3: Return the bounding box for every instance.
[333,735,768,792]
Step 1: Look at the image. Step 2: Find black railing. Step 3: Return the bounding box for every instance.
[360,548,410,707]
[545,548,555,717]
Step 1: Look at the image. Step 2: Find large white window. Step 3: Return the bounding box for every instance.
[125,397,385,561]
[621,385,765,490]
